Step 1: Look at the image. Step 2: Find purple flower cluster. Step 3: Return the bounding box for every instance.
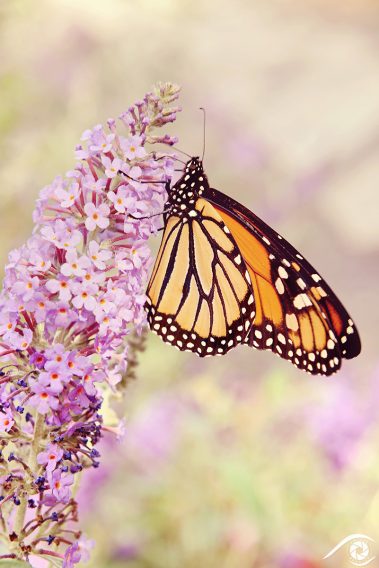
[0,82,180,566]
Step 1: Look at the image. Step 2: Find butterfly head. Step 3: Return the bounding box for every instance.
[168,156,209,211]
[178,157,209,198]
[184,156,203,174]
[182,157,208,192]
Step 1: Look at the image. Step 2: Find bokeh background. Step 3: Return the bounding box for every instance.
[1,1,379,566]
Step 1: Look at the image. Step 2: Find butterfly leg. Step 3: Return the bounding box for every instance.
[118,170,168,185]
[128,206,172,221]
[150,151,187,168]
[118,172,172,220]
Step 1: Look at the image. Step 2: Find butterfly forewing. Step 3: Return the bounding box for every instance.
[208,188,361,375]
[146,196,255,356]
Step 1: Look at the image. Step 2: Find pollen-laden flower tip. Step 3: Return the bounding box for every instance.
[0,82,180,566]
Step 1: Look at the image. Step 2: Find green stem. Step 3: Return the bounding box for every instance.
[29,412,45,472]
[13,412,45,540]
[13,497,27,540]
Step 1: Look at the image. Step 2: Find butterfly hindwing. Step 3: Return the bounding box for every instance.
[146,197,255,356]
[207,188,361,375]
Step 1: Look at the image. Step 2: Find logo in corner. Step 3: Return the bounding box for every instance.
[323,534,376,566]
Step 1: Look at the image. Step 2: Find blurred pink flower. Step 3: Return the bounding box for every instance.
[112,543,140,562]
[278,551,321,568]
[126,394,188,464]
[228,133,269,169]
[308,375,377,471]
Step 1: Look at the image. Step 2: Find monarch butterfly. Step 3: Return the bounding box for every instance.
[145,156,361,375]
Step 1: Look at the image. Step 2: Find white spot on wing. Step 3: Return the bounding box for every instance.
[286,313,299,331]
[297,278,306,290]
[316,286,327,298]
[278,266,288,279]
[278,333,286,344]
[293,294,312,309]
[275,278,285,295]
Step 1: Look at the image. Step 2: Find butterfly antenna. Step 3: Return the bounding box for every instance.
[200,107,206,162]
[174,147,192,159]
[172,155,187,166]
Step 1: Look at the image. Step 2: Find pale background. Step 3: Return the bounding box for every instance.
[1,1,379,567]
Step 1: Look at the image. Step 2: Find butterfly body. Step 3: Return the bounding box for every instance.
[164,157,208,218]
[146,157,361,375]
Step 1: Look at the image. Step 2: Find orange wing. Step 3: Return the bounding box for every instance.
[146,198,255,356]
[207,188,361,376]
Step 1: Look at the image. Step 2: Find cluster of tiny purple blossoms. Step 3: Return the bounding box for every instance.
[0,83,180,566]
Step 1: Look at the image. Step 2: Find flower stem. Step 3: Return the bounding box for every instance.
[30,412,45,471]
[13,497,27,540]
[13,412,45,541]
